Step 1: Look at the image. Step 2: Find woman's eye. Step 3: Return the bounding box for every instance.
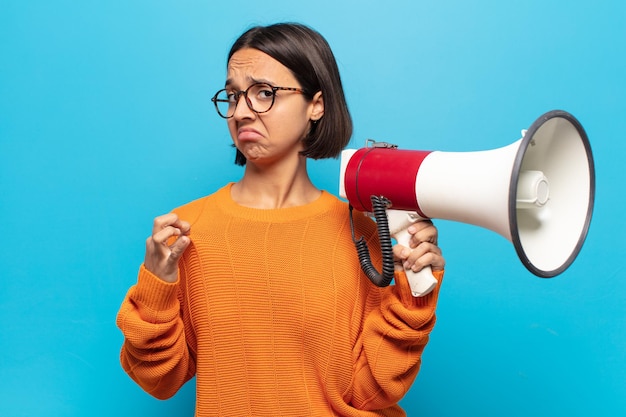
[257,89,274,100]
[250,83,274,100]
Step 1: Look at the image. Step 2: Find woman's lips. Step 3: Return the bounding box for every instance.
[238,128,262,142]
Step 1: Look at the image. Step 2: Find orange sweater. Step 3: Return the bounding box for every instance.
[117,184,444,417]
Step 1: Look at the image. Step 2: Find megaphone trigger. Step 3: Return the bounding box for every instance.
[386,209,439,296]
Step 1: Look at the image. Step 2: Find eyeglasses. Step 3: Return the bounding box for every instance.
[211,82,306,119]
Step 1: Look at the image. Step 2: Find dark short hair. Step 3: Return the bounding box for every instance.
[227,23,353,166]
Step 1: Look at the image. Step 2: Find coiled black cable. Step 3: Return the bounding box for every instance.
[349,195,396,287]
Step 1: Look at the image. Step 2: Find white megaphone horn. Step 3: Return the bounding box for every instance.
[339,110,595,297]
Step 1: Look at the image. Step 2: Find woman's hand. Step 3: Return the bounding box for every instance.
[144,213,191,283]
[392,220,445,273]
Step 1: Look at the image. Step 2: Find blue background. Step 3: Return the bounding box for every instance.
[1,1,624,416]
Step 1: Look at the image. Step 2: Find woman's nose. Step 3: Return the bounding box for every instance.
[232,94,256,120]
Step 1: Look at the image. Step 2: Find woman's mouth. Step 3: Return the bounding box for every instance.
[237,128,262,142]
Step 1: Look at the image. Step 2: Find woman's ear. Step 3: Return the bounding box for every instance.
[310,91,324,122]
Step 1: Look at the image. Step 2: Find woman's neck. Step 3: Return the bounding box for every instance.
[231,156,321,209]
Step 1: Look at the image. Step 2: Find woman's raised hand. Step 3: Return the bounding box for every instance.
[144,213,191,283]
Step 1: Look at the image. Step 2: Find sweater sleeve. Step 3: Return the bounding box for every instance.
[116,264,196,399]
[349,268,444,411]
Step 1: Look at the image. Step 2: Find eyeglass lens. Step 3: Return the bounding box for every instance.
[214,83,275,118]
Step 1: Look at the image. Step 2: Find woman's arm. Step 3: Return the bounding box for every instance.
[117,212,195,399]
[348,219,445,410]
[116,265,196,399]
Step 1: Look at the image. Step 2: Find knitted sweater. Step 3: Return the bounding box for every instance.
[117,184,444,417]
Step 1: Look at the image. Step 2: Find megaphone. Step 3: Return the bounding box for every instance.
[339,110,595,297]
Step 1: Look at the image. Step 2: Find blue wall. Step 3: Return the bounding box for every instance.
[1,1,624,415]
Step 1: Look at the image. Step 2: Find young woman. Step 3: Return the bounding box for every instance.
[117,22,445,417]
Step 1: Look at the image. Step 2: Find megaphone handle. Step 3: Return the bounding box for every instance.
[393,222,439,297]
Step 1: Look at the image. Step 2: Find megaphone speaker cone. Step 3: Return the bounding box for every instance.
[510,110,595,277]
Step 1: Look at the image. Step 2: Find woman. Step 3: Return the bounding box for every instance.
[117,22,445,417]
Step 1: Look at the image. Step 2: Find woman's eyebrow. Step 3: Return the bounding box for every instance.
[224,76,275,88]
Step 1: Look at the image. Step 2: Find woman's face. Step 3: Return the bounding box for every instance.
[225,48,323,166]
